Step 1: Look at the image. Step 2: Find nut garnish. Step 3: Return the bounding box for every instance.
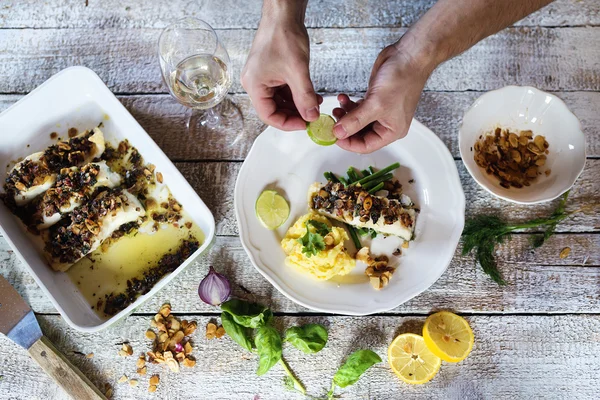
[118,343,133,357]
[559,247,571,259]
[86,353,94,359]
[128,379,139,387]
[118,375,128,384]
[149,375,160,386]
[357,247,396,290]
[137,366,147,375]
[473,128,550,188]
[145,329,156,340]
[156,172,164,183]
[148,385,157,393]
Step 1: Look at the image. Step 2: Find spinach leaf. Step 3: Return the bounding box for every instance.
[255,325,282,376]
[284,324,328,354]
[221,299,273,328]
[221,311,254,352]
[332,349,381,388]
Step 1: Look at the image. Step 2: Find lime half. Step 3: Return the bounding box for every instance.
[255,190,290,230]
[307,114,337,146]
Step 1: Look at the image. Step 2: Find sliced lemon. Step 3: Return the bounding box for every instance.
[388,333,441,385]
[307,114,337,146]
[423,311,474,363]
[255,190,290,230]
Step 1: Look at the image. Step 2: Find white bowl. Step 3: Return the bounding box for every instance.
[459,86,586,204]
[0,67,216,332]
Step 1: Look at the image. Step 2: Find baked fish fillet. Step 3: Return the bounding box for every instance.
[35,161,122,230]
[43,188,144,272]
[5,128,105,206]
[308,181,417,241]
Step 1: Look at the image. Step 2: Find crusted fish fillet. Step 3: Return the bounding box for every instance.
[35,161,122,230]
[43,188,144,271]
[6,128,106,206]
[308,181,417,241]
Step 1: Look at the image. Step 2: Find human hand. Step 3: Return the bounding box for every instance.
[241,11,321,131]
[332,43,434,154]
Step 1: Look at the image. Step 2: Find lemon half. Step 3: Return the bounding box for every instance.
[388,333,441,385]
[423,311,474,363]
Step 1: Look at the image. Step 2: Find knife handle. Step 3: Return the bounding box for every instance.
[28,335,107,400]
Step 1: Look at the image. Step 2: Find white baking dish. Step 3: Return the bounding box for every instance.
[0,67,215,332]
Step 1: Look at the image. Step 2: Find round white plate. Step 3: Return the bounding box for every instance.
[235,96,465,315]
[459,86,586,204]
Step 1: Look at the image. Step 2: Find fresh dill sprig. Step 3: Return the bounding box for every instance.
[462,191,576,285]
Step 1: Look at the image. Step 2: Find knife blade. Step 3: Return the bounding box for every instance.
[0,275,106,400]
[0,277,42,349]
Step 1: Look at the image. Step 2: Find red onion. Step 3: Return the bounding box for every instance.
[198,266,231,305]
[174,343,184,353]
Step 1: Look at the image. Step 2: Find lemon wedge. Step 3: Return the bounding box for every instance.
[423,311,474,363]
[388,333,441,385]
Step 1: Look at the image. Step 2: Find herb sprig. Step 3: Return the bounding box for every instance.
[462,191,579,285]
[298,220,331,257]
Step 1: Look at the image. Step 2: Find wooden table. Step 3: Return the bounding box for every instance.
[0,1,599,399]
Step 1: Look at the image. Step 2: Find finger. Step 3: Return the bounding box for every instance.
[337,94,360,113]
[336,131,383,154]
[250,85,306,131]
[333,101,377,140]
[317,94,323,105]
[332,107,346,121]
[288,70,320,122]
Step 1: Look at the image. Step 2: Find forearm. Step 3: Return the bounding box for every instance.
[398,0,554,72]
[261,0,309,25]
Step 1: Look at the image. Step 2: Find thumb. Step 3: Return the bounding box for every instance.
[333,100,377,139]
[288,70,320,122]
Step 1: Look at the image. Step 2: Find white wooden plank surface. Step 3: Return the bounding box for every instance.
[0,91,598,160]
[0,314,598,400]
[1,233,598,315]
[0,27,598,94]
[1,0,598,29]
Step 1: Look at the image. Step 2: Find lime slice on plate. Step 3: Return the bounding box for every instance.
[255,190,290,230]
[307,114,337,146]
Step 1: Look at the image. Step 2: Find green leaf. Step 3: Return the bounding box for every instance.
[255,325,282,376]
[333,349,382,388]
[284,324,328,354]
[221,311,254,352]
[221,299,273,328]
[297,221,328,257]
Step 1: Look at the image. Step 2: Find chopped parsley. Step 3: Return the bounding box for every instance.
[297,220,331,257]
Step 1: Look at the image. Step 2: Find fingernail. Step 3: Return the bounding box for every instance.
[306,106,319,121]
[333,124,347,139]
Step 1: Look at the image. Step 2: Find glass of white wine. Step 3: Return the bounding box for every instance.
[159,18,241,135]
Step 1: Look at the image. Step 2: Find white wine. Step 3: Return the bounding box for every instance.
[168,54,230,109]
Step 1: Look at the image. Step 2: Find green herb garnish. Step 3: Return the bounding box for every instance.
[462,191,578,285]
[284,324,328,354]
[298,220,331,257]
[327,349,382,399]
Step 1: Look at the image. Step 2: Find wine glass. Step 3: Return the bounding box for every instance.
[158,18,242,136]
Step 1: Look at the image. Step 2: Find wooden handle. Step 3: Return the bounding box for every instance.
[28,336,107,400]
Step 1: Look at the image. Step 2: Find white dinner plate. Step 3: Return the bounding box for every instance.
[235,97,465,315]
[0,67,216,332]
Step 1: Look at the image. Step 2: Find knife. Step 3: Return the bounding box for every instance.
[0,275,106,400]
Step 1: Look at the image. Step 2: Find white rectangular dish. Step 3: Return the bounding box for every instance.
[0,66,215,332]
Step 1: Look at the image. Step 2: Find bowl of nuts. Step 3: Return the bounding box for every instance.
[459,86,586,204]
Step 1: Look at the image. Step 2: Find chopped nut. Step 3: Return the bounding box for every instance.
[136,355,146,369]
[402,241,409,249]
[323,233,334,246]
[158,332,169,343]
[137,366,147,375]
[184,321,198,336]
[163,351,173,360]
[122,343,133,356]
[145,329,156,340]
[184,342,193,355]
[118,375,128,384]
[215,326,226,339]
[156,172,164,183]
[129,379,139,387]
[105,387,113,399]
[175,352,186,362]
[167,358,180,373]
[159,303,171,318]
[148,385,157,393]
[559,247,571,259]
[86,353,94,359]
[118,350,128,357]
[172,330,185,344]
[183,357,196,368]
[149,375,160,386]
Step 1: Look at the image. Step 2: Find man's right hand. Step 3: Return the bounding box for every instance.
[241,3,321,131]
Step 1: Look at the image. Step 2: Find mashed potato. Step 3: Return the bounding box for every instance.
[281,212,355,280]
